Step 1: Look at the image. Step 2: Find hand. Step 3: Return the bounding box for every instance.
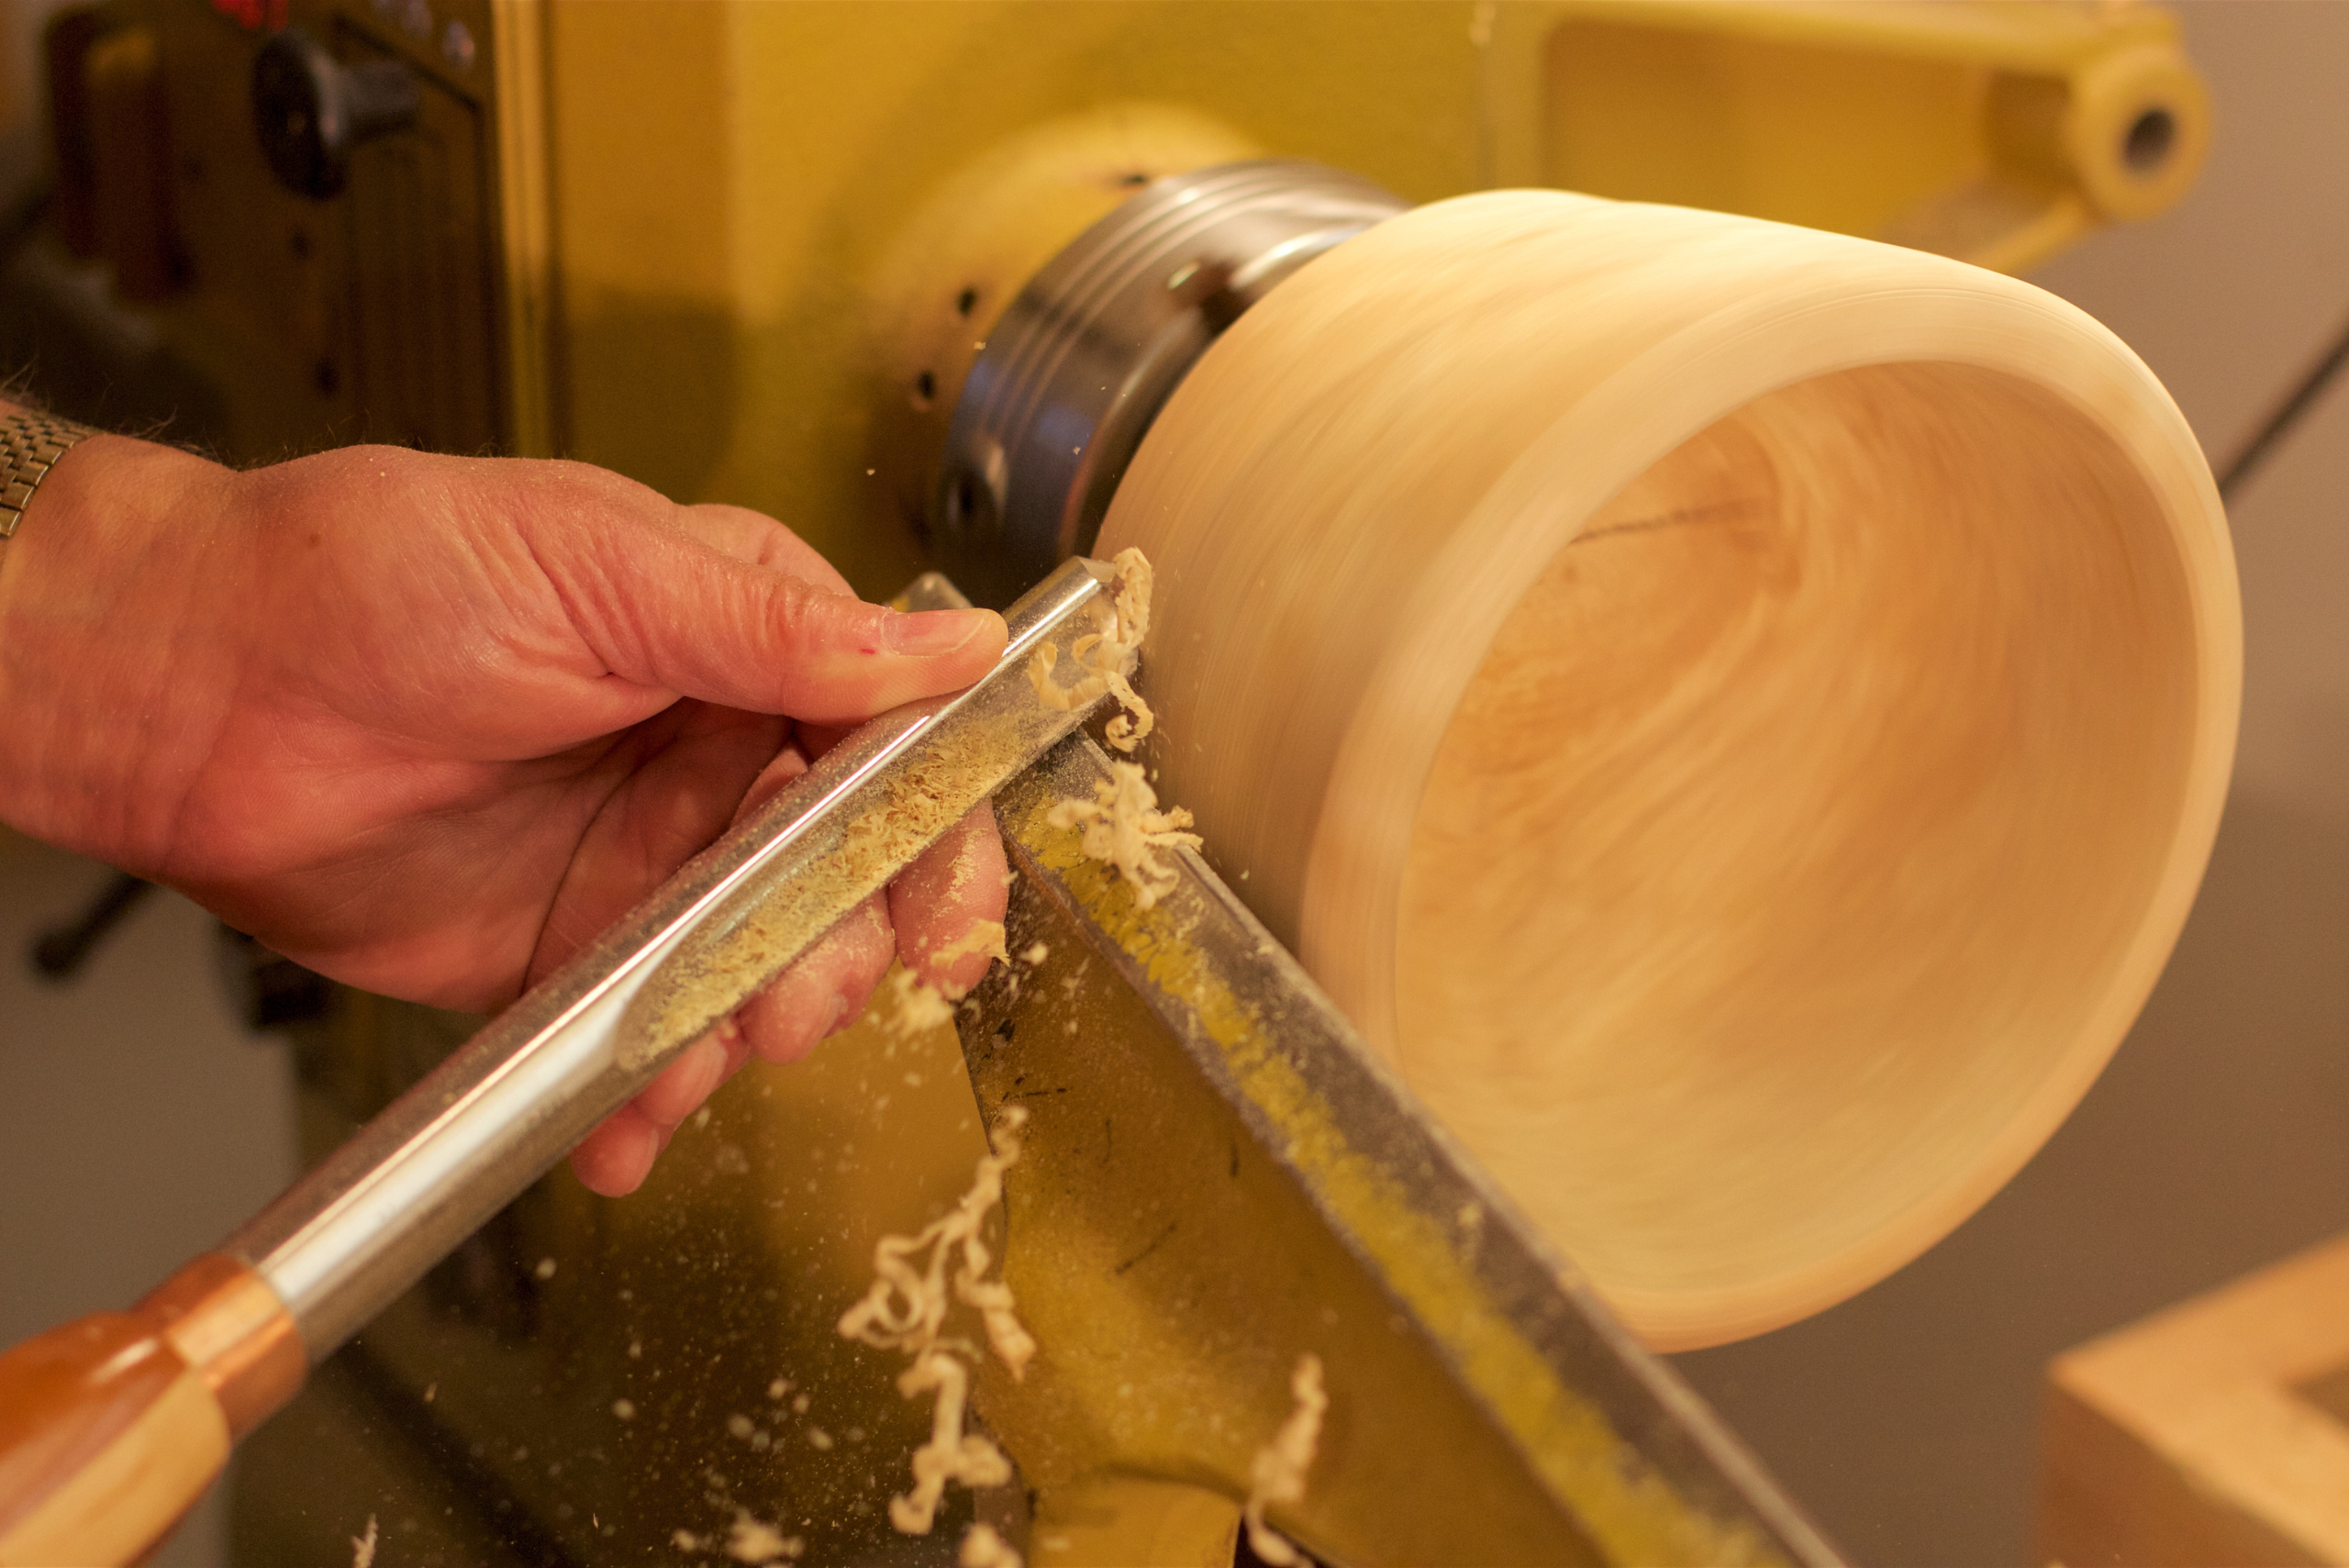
[0,424,1011,1195]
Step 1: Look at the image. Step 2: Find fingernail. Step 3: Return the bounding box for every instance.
[884,607,997,656]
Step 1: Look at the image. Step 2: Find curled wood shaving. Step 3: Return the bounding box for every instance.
[838,1106,1035,1534]
[1046,762,1201,910]
[1242,1354,1328,1567]
[351,1516,378,1568]
[959,1522,1024,1568]
[893,1350,1013,1534]
[1030,547,1156,752]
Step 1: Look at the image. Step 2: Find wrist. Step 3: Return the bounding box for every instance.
[0,408,240,869]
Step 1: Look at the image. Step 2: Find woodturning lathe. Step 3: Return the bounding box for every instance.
[0,4,2235,1563]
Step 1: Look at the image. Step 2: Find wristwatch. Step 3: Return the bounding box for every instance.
[0,411,99,539]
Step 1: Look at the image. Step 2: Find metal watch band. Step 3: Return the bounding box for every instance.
[0,411,99,539]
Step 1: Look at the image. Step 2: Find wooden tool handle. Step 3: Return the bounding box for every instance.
[0,1256,304,1567]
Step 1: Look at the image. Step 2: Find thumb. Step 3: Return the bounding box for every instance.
[550,518,1006,722]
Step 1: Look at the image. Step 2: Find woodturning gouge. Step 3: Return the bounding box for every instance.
[0,558,1126,1568]
[0,550,1852,1567]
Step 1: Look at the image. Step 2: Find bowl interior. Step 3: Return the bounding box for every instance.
[1394,361,2199,1346]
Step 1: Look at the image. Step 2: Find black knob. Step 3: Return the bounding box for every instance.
[251,27,417,200]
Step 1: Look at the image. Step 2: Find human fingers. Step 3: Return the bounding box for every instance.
[570,888,893,1196]
[568,1018,756,1197]
[520,506,1005,723]
[569,1106,663,1197]
[715,741,898,1065]
[525,703,788,988]
[670,503,854,596]
[735,894,896,1066]
[534,707,792,1191]
[887,805,1010,998]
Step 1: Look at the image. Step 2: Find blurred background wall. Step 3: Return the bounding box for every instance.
[0,3,2341,1564]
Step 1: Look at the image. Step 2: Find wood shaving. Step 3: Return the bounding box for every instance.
[1242,1354,1327,1566]
[1046,762,1201,909]
[891,1349,1013,1534]
[884,967,958,1037]
[726,1512,803,1562]
[351,1515,377,1568]
[959,1522,1024,1568]
[1030,547,1156,751]
[927,918,1008,1000]
[838,1106,1036,1534]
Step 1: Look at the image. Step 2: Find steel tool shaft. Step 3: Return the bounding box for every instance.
[227,555,1118,1359]
[0,559,1122,1568]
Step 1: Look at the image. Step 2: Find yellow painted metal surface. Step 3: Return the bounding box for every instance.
[40,2,2200,594]
[233,976,1006,1563]
[539,1,1493,597]
[523,0,2203,601]
[1489,1,2206,272]
[953,754,1797,1566]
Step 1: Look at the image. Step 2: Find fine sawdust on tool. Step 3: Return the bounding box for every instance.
[1243,1354,1328,1566]
[959,1521,1024,1567]
[1047,762,1201,910]
[629,726,1011,1072]
[838,1106,1036,1534]
[1030,547,1156,752]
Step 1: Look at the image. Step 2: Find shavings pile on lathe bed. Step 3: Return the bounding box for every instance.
[837,1106,1036,1544]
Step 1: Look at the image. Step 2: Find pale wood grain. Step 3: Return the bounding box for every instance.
[1102,189,2237,1349]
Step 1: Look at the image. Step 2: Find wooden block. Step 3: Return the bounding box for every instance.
[2040,1233,2349,1565]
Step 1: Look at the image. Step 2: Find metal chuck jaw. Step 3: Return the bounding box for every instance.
[923,161,1407,608]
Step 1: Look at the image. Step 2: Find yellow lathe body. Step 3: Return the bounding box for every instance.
[40,0,2202,591]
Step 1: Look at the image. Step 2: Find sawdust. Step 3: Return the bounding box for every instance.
[1030,547,1155,751]
[629,726,1011,1072]
[724,1512,803,1562]
[839,1106,1035,1534]
[960,1522,1024,1568]
[882,916,1008,1042]
[929,918,1008,995]
[351,1515,377,1568]
[884,967,959,1037]
[1243,1353,1328,1566]
[1046,762,1201,910]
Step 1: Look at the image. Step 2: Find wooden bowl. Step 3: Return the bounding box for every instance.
[1099,190,2239,1350]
